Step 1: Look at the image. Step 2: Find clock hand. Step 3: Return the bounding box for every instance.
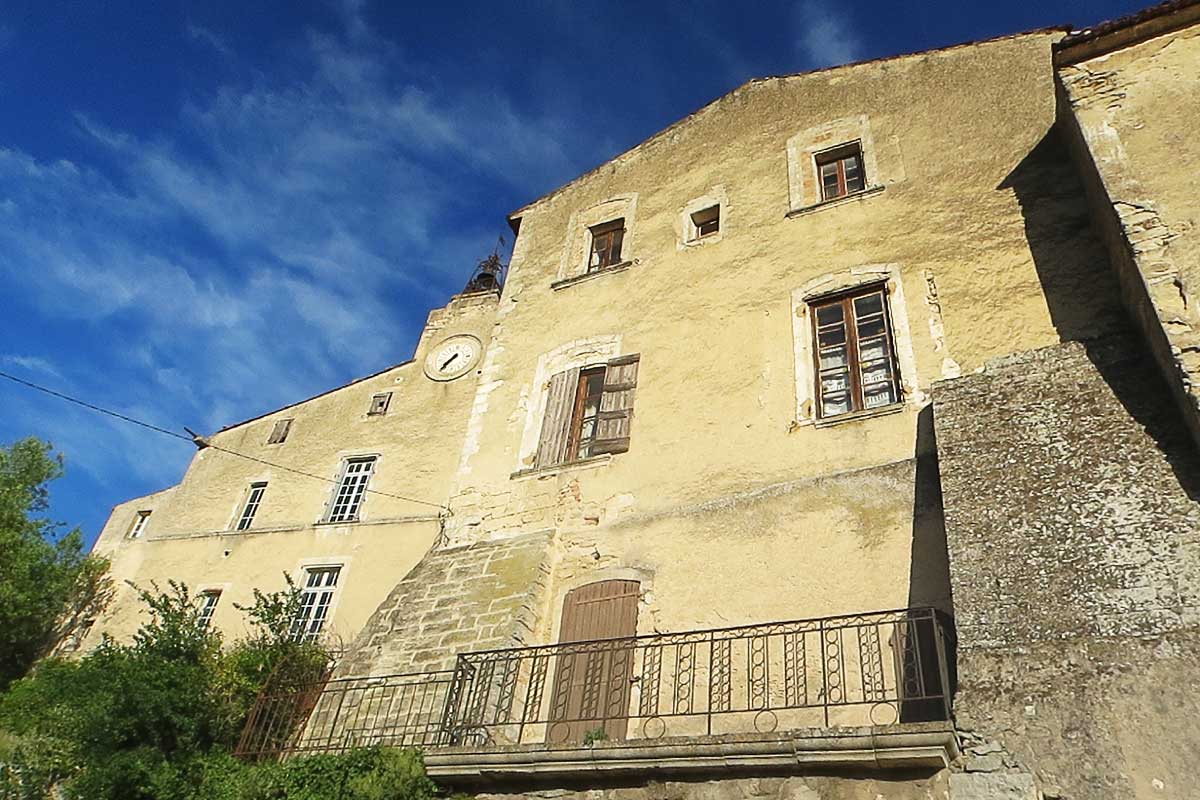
[440,353,460,370]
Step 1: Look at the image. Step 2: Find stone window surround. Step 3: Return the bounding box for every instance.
[790,264,923,426]
[786,114,883,215]
[516,335,624,473]
[555,195,639,285]
[292,557,352,642]
[227,473,271,531]
[317,452,383,525]
[677,187,728,249]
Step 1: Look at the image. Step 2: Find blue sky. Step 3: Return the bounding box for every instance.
[1,0,1146,546]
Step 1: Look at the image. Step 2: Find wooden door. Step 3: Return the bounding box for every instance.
[547,580,639,744]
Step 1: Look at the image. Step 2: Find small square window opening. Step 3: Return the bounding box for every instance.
[197,590,221,629]
[368,392,392,416]
[128,510,151,539]
[236,482,267,531]
[588,219,625,273]
[267,418,293,445]
[810,285,901,419]
[815,143,866,202]
[690,205,720,240]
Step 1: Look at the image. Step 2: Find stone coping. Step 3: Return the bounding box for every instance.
[425,722,957,785]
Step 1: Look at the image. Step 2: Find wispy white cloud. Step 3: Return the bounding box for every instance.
[185,22,233,59]
[2,354,63,379]
[0,8,594,513]
[794,0,865,69]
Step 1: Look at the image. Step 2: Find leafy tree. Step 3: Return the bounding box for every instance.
[0,438,110,689]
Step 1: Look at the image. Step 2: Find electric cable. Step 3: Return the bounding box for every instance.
[0,368,451,513]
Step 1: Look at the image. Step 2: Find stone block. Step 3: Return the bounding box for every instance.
[948,773,1038,800]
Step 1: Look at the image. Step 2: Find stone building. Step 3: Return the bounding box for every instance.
[84,2,1200,798]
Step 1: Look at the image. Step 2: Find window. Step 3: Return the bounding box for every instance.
[368,392,392,416]
[290,566,341,642]
[690,205,720,239]
[128,510,151,539]
[197,590,221,630]
[267,418,293,445]
[534,355,639,469]
[587,219,625,273]
[236,482,267,531]
[811,286,901,418]
[815,143,865,201]
[325,457,376,523]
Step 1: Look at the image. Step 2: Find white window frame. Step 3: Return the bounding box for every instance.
[236,482,267,531]
[324,457,376,523]
[290,565,342,642]
[197,590,221,630]
[128,510,151,539]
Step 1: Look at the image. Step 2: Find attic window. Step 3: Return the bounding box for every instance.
[368,392,392,416]
[588,219,626,273]
[815,142,865,201]
[267,418,293,445]
[690,205,720,240]
[128,510,151,539]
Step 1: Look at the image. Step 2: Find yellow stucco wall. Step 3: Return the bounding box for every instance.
[437,30,1122,641]
[88,293,497,646]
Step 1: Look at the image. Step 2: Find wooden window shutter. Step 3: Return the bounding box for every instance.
[592,354,639,455]
[535,367,580,468]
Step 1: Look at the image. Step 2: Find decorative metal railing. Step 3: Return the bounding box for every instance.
[236,670,455,759]
[236,607,952,758]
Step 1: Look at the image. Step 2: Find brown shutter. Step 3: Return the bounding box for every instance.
[591,354,639,455]
[535,367,580,468]
[549,580,640,743]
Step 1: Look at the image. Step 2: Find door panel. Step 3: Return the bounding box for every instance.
[547,580,639,744]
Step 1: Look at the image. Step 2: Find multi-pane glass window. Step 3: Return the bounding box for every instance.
[236,482,267,531]
[197,590,221,629]
[567,367,607,460]
[588,219,625,272]
[128,510,151,539]
[811,286,901,418]
[816,143,865,201]
[290,566,341,642]
[326,457,376,523]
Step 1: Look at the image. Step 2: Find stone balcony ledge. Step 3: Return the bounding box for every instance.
[424,722,958,785]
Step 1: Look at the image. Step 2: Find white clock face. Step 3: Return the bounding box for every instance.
[424,335,482,381]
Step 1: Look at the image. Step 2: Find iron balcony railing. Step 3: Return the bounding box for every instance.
[236,607,952,758]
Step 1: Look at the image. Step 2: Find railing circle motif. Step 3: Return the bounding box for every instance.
[869,701,899,726]
[642,716,667,739]
[753,709,778,733]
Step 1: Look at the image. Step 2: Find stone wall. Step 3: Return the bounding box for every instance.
[933,337,1200,800]
[470,774,948,800]
[337,531,553,677]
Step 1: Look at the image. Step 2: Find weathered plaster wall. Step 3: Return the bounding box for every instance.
[933,337,1200,800]
[88,292,498,646]
[436,31,1122,646]
[1058,18,1200,446]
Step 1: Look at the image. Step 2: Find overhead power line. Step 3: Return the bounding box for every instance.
[0,369,450,513]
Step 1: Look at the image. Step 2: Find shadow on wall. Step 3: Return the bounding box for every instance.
[906,404,956,711]
[1002,125,1200,499]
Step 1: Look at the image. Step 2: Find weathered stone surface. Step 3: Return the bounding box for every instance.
[935,336,1200,800]
[948,773,1038,800]
[337,531,552,676]
[472,773,946,800]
